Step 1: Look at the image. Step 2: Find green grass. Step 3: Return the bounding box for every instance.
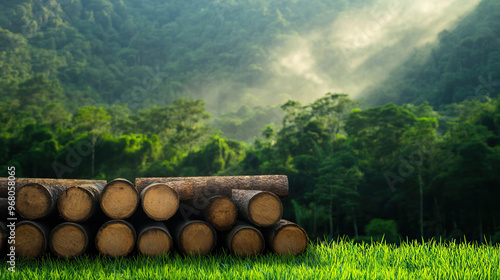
[1,240,499,279]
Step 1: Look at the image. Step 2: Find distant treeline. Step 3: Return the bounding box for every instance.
[1,93,499,242]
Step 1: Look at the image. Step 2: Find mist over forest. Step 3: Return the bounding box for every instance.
[1,0,499,241]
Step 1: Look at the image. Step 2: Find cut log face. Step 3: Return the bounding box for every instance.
[16,183,64,219]
[141,183,179,221]
[15,221,48,258]
[204,196,237,231]
[58,184,102,222]
[100,179,138,219]
[226,223,265,257]
[137,225,172,257]
[135,175,289,200]
[175,220,216,255]
[50,223,88,258]
[0,178,107,198]
[232,190,283,227]
[265,219,308,256]
[96,220,136,257]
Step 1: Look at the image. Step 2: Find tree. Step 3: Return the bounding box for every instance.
[73,107,111,177]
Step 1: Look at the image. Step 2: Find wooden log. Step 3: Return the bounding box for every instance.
[137,222,173,257]
[100,179,139,219]
[140,183,179,221]
[173,220,216,255]
[232,190,282,227]
[202,196,237,231]
[50,222,91,258]
[0,221,6,252]
[0,178,107,198]
[9,179,107,220]
[58,183,105,222]
[96,220,136,257]
[224,221,265,257]
[263,219,308,256]
[135,175,288,200]
[15,220,50,258]
[16,183,66,220]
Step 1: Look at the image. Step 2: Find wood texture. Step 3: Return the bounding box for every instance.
[224,221,265,257]
[137,222,173,257]
[96,220,136,257]
[203,196,237,231]
[0,178,107,198]
[15,220,50,258]
[50,222,90,258]
[16,183,66,220]
[140,183,179,221]
[173,220,216,255]
[263,219,308,256]
[135,175,288,200]
[232,190,282,227]
[100,178,139,219]
[58,183,105,222]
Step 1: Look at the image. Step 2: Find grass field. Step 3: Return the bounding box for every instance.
[1,240,499,279]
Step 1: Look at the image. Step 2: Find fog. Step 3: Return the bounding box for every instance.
[200,0,481,113]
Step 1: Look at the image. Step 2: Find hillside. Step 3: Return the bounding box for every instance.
[363,0,500,107]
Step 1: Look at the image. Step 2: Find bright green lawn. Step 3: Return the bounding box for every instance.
[1,240,499,279]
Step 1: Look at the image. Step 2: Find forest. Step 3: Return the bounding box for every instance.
[0,0,499,243]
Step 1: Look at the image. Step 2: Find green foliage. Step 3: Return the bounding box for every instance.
[365,219,399,243]
[365,0,500,107]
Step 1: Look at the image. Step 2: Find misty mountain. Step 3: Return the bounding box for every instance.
[362,0,500,107]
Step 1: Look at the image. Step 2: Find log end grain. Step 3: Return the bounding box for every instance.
[205,196,237,231]
[249,192,282,227]
[96,220,136,257]
[230,228,264,257]
[58,187,94,222]
[269,220,308,256]
[15,221,48,258]
[50,223,87,258]
[141,183,179,221]
[137,227,172,257]
[178,221,216,255]
[16,183,51,219]
[101,179,138,219]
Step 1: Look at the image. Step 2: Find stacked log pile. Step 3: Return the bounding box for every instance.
[0,175,308,258]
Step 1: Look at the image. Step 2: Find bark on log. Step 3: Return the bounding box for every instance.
[137,222,173,257]
[135,175,288,200]
[50,222,92,258]
[263,219,308,256]
[58,183,105,222]
[140,183,179,221]
[0,221,6,252]
[96,220,136,257]
[173,220,216,255]
[223,221,265,257]
[0,178,107,198]
[232,190,282,227]
[100,179,139,219]
[15,220,50,258]
[203,196,237,231]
